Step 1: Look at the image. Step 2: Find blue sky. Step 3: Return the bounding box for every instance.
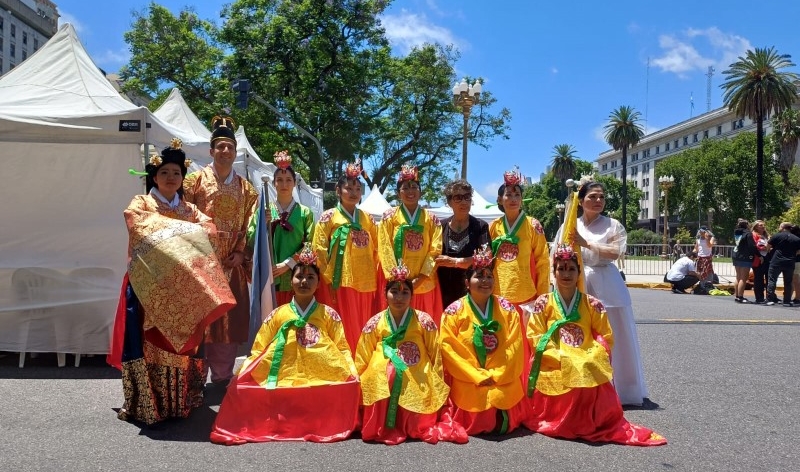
[56,0,800,201]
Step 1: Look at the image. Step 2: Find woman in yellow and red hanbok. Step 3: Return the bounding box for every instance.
[355,262,467,445]
[522,245,666,446]
[210,244,360,445]
[377,165,444,325]
[108,139,236,425]
[312,160,378,352]
[439,244,528,436]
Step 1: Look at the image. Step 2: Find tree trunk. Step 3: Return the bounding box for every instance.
[621,147,628,230]
[756,115,764,220]
[780,140,798,188]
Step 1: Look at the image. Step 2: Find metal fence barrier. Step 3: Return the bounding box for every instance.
[619,244,735,277]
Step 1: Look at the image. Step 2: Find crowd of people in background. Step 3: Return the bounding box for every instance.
[109,115,666,448]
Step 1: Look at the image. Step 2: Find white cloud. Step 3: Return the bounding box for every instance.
[95,48,131,67]
[593,123,608,144]
[651,27,752,78]
[380,10,462,54]
[58,11,84,33]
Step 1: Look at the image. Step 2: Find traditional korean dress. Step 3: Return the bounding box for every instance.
[268,200,315,305]
[439,294,527,435]
[523,291,666,446]
[312,205,378,352]
[378,206,444,324]
[109,193,235,424]
[355,308,467,444]
[210,299,360,444]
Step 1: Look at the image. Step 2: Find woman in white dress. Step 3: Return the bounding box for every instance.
[557,181,651,406]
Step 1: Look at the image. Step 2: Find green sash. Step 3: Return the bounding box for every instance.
[381,308,413,428]
[265,299,317,389]
[393,205,423,262]
[328,204,362,290]
[491,212,525,256]
[526,291,582,397]
[466,294,500,368]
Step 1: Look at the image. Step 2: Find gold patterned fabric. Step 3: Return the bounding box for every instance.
[125,195,236,354]
[118,348,205,425]
[184,166,258,344]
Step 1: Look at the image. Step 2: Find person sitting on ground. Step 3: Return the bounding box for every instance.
[664,251,700,294]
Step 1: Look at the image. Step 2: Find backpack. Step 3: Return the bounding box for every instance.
[693,281,714,295]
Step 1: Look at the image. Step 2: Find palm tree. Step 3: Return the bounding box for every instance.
[720,47,799,219]
[772,107,800,187]
[604,105,644,229]
[550,144,578,182]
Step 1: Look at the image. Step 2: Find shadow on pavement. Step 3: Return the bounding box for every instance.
[0,351,120,379]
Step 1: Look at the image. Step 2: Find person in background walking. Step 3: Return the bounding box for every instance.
[694,226,716,284]
[765,222,800,307]
[752,220,770,304]
[671,239,683,263]
[732,219,757,303]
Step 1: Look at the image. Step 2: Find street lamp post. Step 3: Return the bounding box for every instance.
[555,203,565,226]
[452,78,481,180]
[659,175,675,255]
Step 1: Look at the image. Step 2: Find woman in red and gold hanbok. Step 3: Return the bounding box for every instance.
[355,262,467,445]
[312,160,378,352]
[210,244,360,445]
[108,139,236,425]
[439,245,527,436]
[522,245,666,446]
[377,165,443,325]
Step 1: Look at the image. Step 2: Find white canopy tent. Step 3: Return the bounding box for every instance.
[427,189,503,224]
[359,184,393,221]
[0,24,189,364]
[152,88,323,220]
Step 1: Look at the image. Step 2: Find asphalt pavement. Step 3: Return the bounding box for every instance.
[2,288,799,472]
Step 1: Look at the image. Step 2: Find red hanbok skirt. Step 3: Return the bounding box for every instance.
[210,348,360,445]
[314,283,375,353]
[361,399,468,445]
[523,382,666,446]
[441,397,528,436]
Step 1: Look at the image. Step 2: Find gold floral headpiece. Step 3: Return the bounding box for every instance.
[503,170,521,187]
[149,154,163,166]
[274,150,292,170]
[397,164,419,183]
[389,260,410,282]
[472,244,494,270]
[297,243,318,266]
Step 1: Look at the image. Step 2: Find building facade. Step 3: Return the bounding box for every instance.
[596,104,799,233]
[0,0,58,76]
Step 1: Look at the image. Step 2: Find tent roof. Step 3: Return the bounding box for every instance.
[360,184,392,219]
[153,88,212,140]
[0,23,180,146]
[427,188,503,223]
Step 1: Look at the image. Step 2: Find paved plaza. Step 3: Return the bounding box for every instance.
[2,288,799,472]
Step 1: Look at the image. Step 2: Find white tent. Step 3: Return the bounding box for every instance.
[0,24,186,364]
[359,184,392,221]
[427,189,503,223]
[152,88,323,220]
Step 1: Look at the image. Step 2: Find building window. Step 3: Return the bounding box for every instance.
[645,191,649,201]
[683,136,689,145]
[693,133,698,143]
[602,163,608,171]
[631,166,638,176]
[674,139,679,149]
[655,145,660,155]
[611,160,617,169]
[644,148,651,158]
[643,163,650,173]
[22,50,27,60]
[22,32,27,45]
[10,43,15,58]
[0,37,3,51]
[34,38,39,50]
[665,142,670,151]
[631,152,638,161]
[0,16,4,31]
[732,119,744,130]
[703,130,709,139]
[11,23,15,38]
[717,125,722,136]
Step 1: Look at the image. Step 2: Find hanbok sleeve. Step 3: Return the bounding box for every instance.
[439,311,492,385]
[419,312,446,382]
[378,210,397,278]
[182,172,199,204]
[354,317,380,376]
[529,217,551,296]
[239,307,282,372]
[587,296,614,353]
[420,211,442,277]
[326,306,358,378]
[525,295,560,369]
[311,211,334,282]
[236,184,259,254]
[488,303,523,384]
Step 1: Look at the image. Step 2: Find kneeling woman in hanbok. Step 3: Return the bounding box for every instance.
[356,261,467,445]
[210,244,360,445]
[523,245,666,446]
[439,244,528,435]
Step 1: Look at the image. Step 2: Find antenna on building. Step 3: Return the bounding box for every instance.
[644,57,650,134]
[706,66,715,112]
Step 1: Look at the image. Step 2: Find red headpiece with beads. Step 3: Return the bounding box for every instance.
[389,259,410,282]
[503,170,521,186]
[553,243,578,263]
[274,150,292,170]
[344,159,365,180]
[472,244,494,270]
[397,164,419,183]
[297,243,318,266]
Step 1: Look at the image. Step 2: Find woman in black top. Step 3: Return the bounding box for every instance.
[435,180,491,308]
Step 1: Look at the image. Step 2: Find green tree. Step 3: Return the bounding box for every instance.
[604,105,644,230]
[720,46,799,219]
[121,4,230,121]
[655,132,785,240]
[550,144,578,182]
[771,107,800,188]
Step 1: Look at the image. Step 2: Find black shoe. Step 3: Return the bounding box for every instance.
[792,299,800,304]
[671,287,681,294]
[783,302,794,307]
[734,297,743,303]
[678,288,688,294]
[754,299,767,305]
